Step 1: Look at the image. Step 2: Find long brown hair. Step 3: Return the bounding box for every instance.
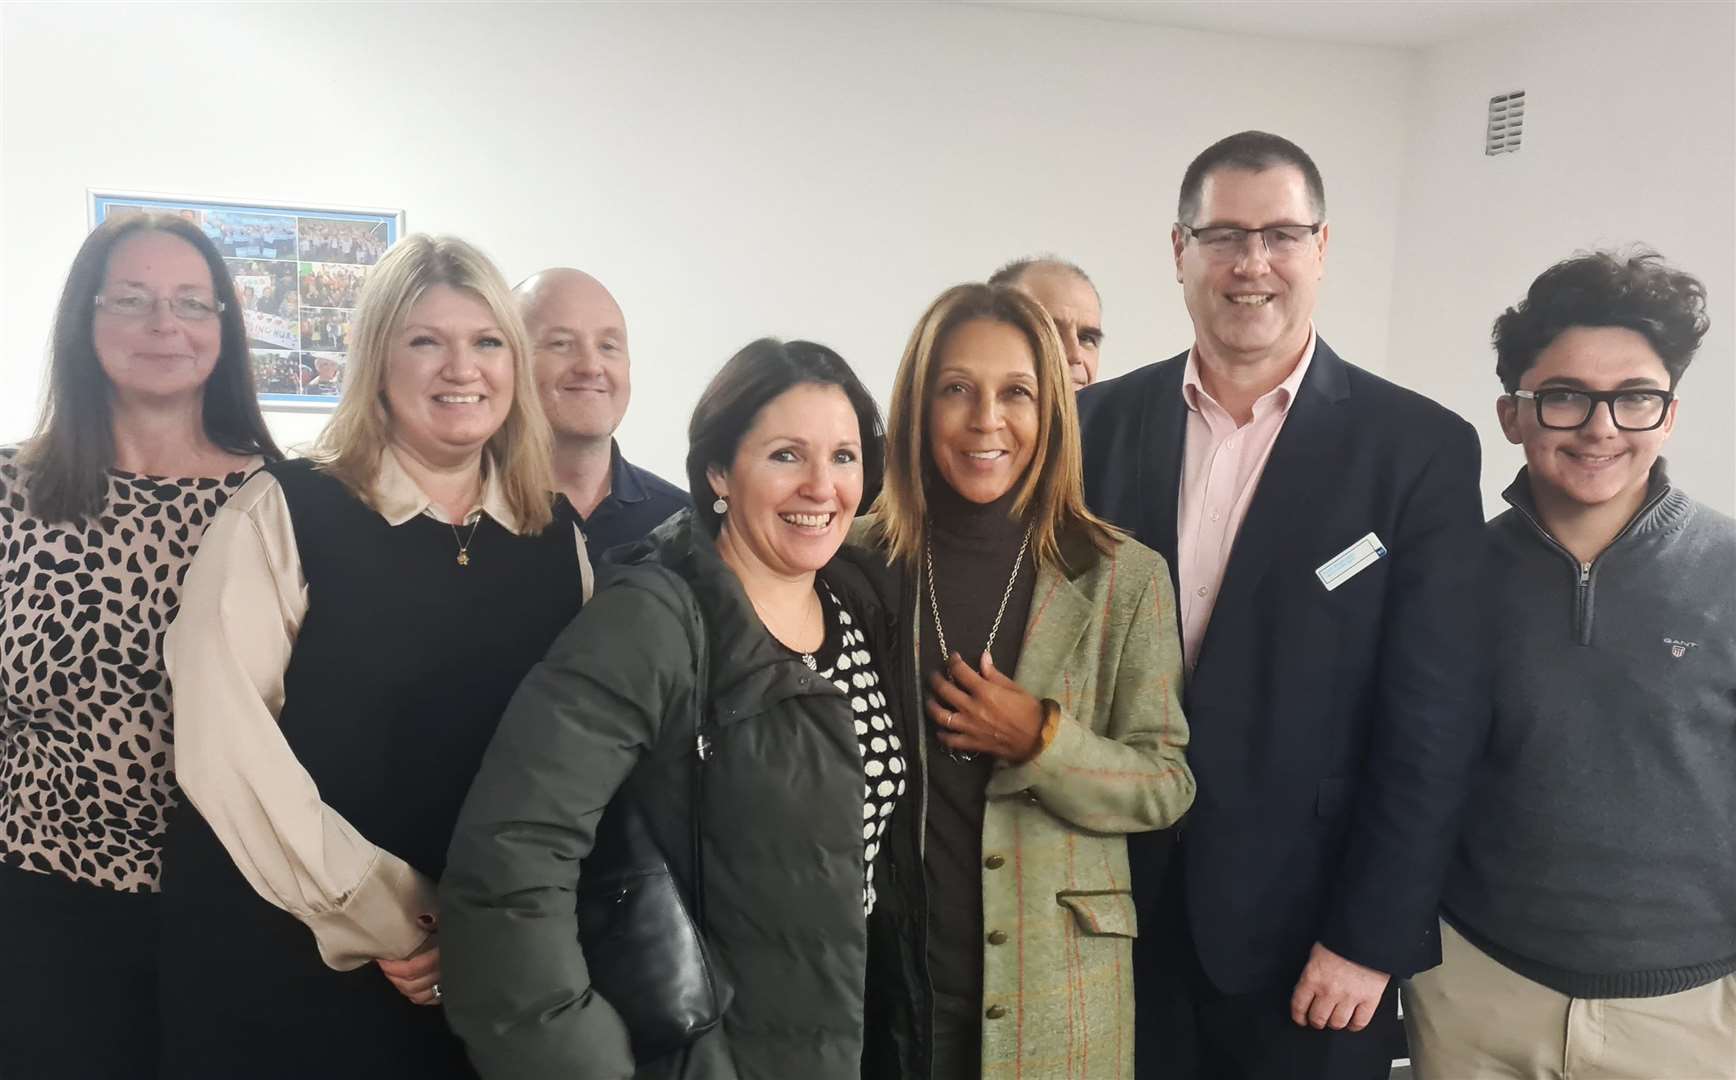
[310,234,554,532]
[23,214,280,522]
[872,282,1118,568]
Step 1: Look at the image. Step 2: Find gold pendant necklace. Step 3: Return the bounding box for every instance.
[451,517,482,566]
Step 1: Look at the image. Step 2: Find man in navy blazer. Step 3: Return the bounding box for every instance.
[1076,131,1488,1079]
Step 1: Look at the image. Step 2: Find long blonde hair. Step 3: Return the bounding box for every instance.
[873,282,1118,568]
[311,234,554,532]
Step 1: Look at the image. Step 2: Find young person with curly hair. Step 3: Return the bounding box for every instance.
[1403,250,1736,1078]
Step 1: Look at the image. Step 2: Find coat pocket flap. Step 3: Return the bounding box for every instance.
[1056,890,1138,939]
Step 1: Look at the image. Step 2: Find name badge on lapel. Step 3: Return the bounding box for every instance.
[1315,533,1387,592]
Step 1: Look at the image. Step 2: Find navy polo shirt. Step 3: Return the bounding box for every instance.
[572,441,690,557]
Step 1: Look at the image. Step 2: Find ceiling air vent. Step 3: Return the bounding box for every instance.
[1486,91,1525,155]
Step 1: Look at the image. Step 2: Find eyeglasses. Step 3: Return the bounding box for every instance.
[1511,388,1674,431]
[94,291,225,322]
[1178,222,1323,262]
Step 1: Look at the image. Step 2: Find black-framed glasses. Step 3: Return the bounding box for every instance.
[1178,222,1323,261]
[1511,388,1674,431]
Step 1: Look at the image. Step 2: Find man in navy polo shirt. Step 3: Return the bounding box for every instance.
[515,268,688,554]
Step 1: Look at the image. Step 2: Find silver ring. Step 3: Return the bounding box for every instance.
[946,711,956,728]
[432,982,443,1003]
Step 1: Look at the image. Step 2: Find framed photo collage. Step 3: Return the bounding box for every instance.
[90,191,404,411]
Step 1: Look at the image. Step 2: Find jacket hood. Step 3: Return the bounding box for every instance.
[604,508,888,725]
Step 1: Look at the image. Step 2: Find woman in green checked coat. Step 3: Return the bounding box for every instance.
[854,282,1195,1079]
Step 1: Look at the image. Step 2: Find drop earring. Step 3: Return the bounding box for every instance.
[712,496,729,515]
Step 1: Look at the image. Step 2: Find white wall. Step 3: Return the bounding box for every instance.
[0,1,1414,483]
[6,2,1729,519]
[1388,1,1736,516]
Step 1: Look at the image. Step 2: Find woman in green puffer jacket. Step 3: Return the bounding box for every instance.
[439,338,918,1080]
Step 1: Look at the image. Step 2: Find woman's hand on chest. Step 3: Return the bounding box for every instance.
[926,650,1046,762]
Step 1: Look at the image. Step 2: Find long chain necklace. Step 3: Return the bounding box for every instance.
[450,517,482,567]
[924,524,1031,762]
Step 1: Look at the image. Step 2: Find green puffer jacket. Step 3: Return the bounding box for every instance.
[440,511,906,1079]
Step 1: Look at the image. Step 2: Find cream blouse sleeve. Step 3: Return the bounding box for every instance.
[165,470,435,972]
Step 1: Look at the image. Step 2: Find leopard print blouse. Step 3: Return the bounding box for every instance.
[0,446,252,893]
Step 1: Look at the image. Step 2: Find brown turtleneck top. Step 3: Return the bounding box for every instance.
[920,477,1038,1077]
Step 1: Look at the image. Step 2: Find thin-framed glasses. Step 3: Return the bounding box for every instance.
[94,291,225,322]
[1178,222,1323,261]
[1511,388,1674,431]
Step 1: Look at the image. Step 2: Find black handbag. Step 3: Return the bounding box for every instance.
[574,617,729,1061]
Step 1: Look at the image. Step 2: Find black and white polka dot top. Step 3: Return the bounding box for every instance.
[808,584,906,916]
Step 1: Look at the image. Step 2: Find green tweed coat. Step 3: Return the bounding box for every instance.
[854,518,1195,1079]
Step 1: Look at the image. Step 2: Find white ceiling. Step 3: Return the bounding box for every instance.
[963,0,1588,49]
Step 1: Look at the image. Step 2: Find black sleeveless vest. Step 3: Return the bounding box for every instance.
[157,460,583,1077]
[159,458,582,910]
[265,458,583,878]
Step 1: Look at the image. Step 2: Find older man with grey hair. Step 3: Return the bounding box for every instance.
[989,255,1104,389]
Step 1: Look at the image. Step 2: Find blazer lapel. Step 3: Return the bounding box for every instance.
[1194,341,1353,672]
[1135,354,1189,572]
[1013,558,1092,702]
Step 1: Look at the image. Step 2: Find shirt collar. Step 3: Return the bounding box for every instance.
[1502,457,1686,540]
[1182,323,1317,418]
[605,439,649,507]
[374,446,523,534]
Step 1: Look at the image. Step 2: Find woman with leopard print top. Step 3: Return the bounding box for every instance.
[0,214,279,1079]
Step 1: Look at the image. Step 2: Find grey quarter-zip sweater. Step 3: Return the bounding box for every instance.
[1441,462,1736,999]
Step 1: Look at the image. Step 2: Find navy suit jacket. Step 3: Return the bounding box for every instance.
[1076,338,1489,994]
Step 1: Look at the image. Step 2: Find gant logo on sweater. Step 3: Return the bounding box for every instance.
[1664,636,1699,658]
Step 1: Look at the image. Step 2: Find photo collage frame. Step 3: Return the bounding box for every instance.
[89,191,404,411]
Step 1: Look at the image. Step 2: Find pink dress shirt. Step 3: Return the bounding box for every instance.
[1176,329,1317,671]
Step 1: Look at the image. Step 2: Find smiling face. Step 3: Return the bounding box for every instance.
[382,284,515,470]
[1497,325,1678,516]
[926,317,1040,505]
[523,270,631,442]
[1173,166,1326,370]
[92,230,225,405]
[708,382,864,579]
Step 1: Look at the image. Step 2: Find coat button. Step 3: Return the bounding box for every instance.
[985,1004,1008,1020]
[983,855,1005,870]
[987,930,1008,946]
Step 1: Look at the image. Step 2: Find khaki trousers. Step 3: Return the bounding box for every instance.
[1402,919,1736,1079]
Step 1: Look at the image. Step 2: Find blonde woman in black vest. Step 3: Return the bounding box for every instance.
[157,235,587,1078]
